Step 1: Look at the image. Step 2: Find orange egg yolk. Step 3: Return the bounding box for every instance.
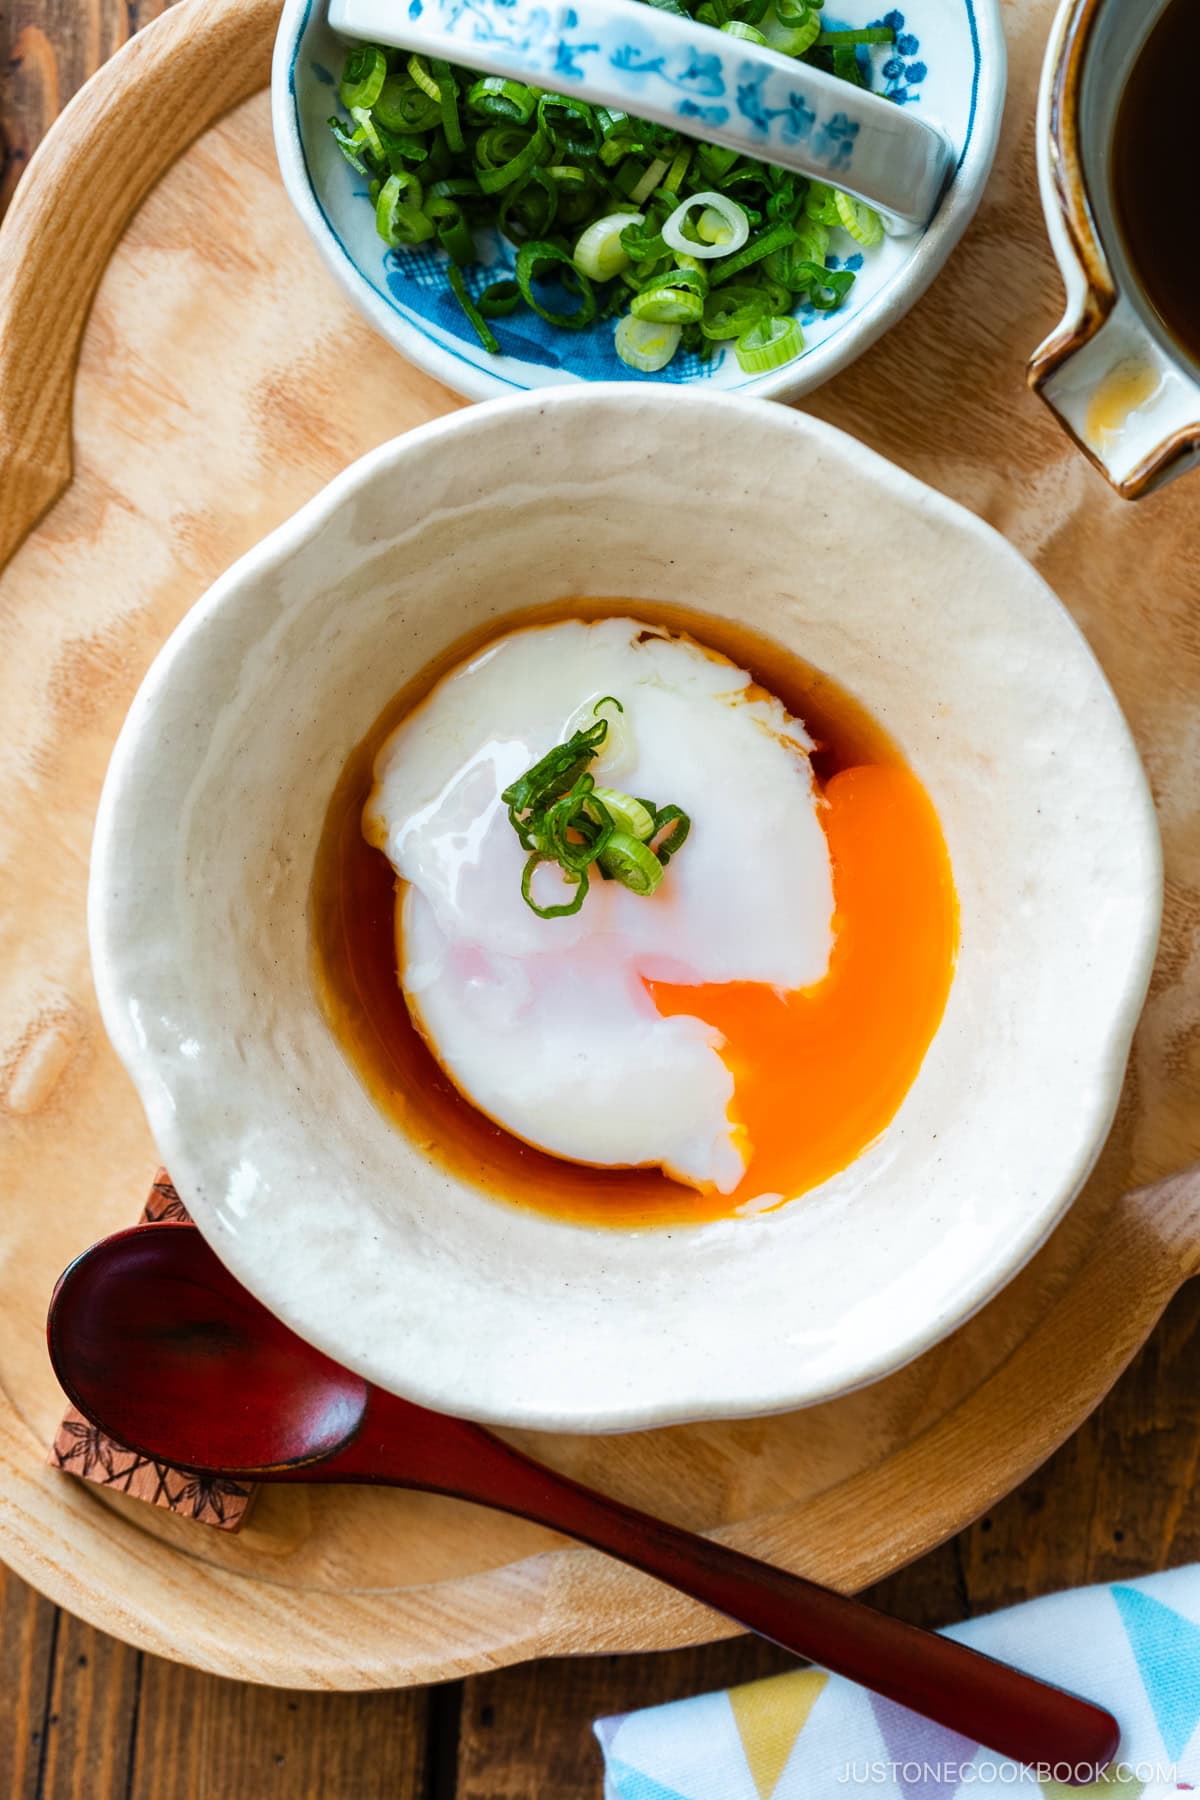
[649,763,958,1210]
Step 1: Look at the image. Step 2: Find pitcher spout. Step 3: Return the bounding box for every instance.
[1031,303,1200,500]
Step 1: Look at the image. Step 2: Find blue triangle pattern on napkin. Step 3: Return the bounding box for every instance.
[606,1760,696,1800]
[1112,1583,1200,1760]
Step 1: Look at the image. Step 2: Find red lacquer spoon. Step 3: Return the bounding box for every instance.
[48,1223,1117,1779]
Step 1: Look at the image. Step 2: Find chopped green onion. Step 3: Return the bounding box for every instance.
[339,44,387,112]
[834,190,884,246]
[721,19,767,41]
[663,146,692,194]
[661,191,750,260]
[759,4,821,53]
[476,126,550,194]
[467,77,538,124]
[406,54,442,102]
[735,312,805,372]
[350,104,384,164]
[615,313,682,371]
[711,220,797,284]
[515,239,598,328]
[590,788,656,840]
[630,265,706,324]
[447,265,500,352]
[598,832,664,896]
[502,697,688,917]
[573,212,643,281]
[629,157,670,205]
[805,181,843,226]
[431,59,465,153]
[650,804,691,866]
[700,283,770,339]
[477,278,522,316]
[815,26,894,44]
[375,174,435,247]
[522,856,589,919]
[328,115,370,174]
[372,73,441,133]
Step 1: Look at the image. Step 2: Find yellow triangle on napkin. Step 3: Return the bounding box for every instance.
[729,1668,828,1798]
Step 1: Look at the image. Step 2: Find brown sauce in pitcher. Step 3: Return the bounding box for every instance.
[1112,0,1200,365]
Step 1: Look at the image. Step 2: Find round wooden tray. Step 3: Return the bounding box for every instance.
[1,0,1199,1691]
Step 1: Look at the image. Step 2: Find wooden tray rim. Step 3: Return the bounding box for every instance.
[1,0,1199,1690]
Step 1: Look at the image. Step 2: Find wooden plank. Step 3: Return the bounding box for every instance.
[457,1640,795,1800]
[37,1612,140,1800]
[0,1561,58,1800]
[0,2,177,215]
[126,1661,432,1799]
[959,1282,1200,1615]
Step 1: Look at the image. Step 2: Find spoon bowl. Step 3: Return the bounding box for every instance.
[50,1225,368,1471]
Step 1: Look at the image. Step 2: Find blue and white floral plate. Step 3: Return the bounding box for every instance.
[272,0,1005,402]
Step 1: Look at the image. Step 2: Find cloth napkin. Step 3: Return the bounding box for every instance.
[595,1566,1200,1799]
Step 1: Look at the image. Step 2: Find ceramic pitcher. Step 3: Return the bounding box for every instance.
[1030,0,1200,500]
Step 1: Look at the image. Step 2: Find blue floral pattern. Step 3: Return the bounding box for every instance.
[873,8,926,104]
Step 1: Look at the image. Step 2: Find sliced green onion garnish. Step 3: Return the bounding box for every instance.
[711,220,796,285]
[573,212,643,281]
[615,313,682,371]
[720,20,767,41]
[447,265,500,352]
[372,73,441,133]
[700,283,770,339]
[815,26,894,44]
[759,4,821,53]
[477,278,522,316]
[406,54,442,102]
[328,116,370,174]
[340,44,387,111]
[522,856,589,919]
[833,190,884,246]
[375,174,436,246]
[649,803,691,866]
[350,105,384,164]
[467,77,538,124]
[630,265,706,324]
[629,157,670,205]
[735,312,805,373]
[805,181,843,227]
[663,146,692,194]
[598,832,664,896]
[516,240,598,328]
[590,788,656,841]
[432,59,466,153]
[476,126,550,194]
[502,698,689,916]
[661,191,749,260]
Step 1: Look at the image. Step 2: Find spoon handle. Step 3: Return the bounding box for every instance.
[366,1410,1118,1777]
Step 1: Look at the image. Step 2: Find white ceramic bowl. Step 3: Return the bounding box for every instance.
[271,0,1006,402]
[89,387,1161,1432]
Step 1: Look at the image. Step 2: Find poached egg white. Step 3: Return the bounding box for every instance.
[364,618,835,1193]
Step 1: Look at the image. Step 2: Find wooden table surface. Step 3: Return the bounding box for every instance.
[3,3,1200,1795]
